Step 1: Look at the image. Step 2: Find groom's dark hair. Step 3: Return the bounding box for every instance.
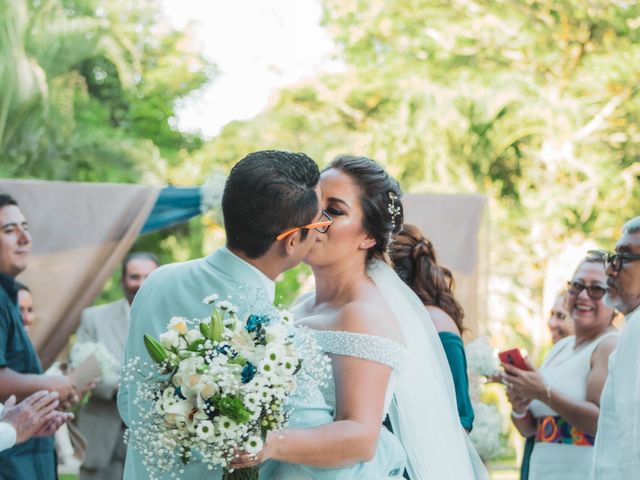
[222,150,320,258]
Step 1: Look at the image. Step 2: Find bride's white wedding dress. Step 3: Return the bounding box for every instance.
[262,327,409,480]
[311,329,408,421]
[291,260,489,480]
[370,259,489,480]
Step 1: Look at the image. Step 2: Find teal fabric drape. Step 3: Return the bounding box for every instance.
[141,186,202,234]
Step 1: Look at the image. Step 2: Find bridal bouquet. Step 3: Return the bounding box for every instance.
[70,341,120,385]
[123,294,329,480]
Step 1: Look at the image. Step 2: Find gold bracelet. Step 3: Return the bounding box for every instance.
[546,385,552,406]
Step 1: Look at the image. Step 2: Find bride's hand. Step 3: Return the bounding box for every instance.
[228,450,261,470]
[227,430,278,470]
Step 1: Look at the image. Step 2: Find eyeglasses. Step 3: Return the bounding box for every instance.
[588,249,640,273]
[566,280,607,300]
[275,211,333,241]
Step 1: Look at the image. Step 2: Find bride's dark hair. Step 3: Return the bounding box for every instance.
[326,155,403,261]
[389,223,465,334]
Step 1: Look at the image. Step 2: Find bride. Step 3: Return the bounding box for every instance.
[232,155,487,479]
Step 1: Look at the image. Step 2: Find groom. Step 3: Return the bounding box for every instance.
[118,150,405,479]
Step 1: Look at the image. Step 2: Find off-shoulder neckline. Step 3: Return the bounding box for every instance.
[308,328,407,351]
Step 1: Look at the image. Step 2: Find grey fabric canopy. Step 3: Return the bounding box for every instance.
[1,179,159,367]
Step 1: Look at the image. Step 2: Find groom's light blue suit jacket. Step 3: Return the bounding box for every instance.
[118,248,405,479]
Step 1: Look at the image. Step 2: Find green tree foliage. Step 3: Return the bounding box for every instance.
[1,0,212,182]
[1,0,214,302]
[200,0,640,348]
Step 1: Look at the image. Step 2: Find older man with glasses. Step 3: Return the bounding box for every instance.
[589,216,640,479]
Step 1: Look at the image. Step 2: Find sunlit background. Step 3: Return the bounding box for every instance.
[3,0,640,478]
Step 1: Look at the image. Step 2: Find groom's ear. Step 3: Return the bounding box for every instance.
[281,231,301,256]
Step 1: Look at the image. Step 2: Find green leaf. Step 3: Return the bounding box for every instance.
[227,354,247,366]
[187,339,205,352]
[209,310,224,342]
[215,394,251,424]
[143,334,168,365]
[199,322,210,338]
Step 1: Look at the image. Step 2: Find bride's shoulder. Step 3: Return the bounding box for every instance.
[334,300,403,345]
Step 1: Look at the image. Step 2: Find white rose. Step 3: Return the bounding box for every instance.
[168,317,189,334]
[160,330,179,349]
[172,373,185,387]
[265,323,288,343]
[181,356,205,372]
[199,381,218,399]
[164,397,195,419]
[185,329,204,344]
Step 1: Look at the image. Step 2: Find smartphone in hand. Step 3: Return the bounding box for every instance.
[499,348,530,370]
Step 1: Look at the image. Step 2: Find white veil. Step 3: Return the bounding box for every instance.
[367,259,489,480]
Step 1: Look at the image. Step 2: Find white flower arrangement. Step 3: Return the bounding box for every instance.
[465,336,506,461]
[466,336,500,377]
[469,402,505,461]
[70,341,120,386]
[123,295,330,480]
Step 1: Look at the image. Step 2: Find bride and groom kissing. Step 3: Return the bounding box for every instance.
[118,150,488,479]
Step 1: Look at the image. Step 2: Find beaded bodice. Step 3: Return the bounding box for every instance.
[309,329,408,418]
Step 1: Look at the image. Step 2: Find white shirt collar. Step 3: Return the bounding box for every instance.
[221,246,276,303]
[626,303,640,321]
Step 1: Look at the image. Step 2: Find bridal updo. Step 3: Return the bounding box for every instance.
[389,223,465,334]
[325,155,403,261]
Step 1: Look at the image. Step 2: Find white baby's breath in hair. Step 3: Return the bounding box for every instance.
[387,192,401,229]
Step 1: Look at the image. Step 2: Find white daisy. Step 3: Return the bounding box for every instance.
[202,294,219,305]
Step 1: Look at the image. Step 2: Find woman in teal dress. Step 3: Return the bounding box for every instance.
[389,223,474,431]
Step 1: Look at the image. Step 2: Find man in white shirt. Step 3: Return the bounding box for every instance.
[0,390,71,452]
[591,216,640,478]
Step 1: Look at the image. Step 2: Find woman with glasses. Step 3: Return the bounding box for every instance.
[503,256,619,480]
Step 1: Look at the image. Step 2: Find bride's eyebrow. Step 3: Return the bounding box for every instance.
[326,197,351,211]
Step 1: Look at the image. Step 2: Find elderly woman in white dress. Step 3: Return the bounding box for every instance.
[504,256,619,480]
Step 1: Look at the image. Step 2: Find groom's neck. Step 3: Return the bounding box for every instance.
[227,246,281,281]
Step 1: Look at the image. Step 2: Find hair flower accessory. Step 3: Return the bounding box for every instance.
[387,192,401,231]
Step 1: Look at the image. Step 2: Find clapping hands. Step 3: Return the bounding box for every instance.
[1,391,74,444]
